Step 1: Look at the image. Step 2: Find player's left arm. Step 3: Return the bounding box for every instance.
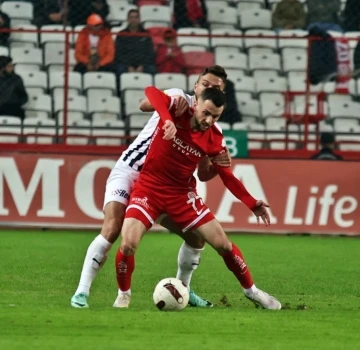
[197,148,232,182]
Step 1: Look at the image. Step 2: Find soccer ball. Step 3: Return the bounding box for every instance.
[153,277,189,311]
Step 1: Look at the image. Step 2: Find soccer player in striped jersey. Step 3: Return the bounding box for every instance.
[71,66,229,308]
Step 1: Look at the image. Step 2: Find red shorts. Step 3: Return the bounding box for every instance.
[126,185,215,232]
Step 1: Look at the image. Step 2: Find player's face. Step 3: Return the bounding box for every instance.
[193,98,224,131]
[194,74,225,99]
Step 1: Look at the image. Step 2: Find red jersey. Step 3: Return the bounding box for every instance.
[136,86,257,210]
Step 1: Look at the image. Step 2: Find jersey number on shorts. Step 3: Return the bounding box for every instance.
[186,192,204,216]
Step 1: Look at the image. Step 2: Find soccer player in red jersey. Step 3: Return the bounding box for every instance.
[113,86,281,310]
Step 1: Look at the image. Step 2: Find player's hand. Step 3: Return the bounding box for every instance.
[173,95,189,117]
[163,120,177,140]
[212,148,231,167]
[252,200,271,226]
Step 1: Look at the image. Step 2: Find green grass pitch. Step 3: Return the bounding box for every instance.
[1,230,360,350]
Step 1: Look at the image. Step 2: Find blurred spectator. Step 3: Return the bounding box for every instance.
[41,0,66,25]
[68,0,109,26]
[155,29,186,74]
[343,0,360,32]
[34,0,109,26]
[74,14,115,74]
[0,11,10,47]
[307,0,342,32]
[272,0,306,30]
[173,0,209,30]
[0,56,28,120]
[115,9,156,75]
[220,79,241,125]
[354,42,360,75]
[311,132,343,160]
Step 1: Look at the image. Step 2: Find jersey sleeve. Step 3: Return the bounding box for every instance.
[209,130,257,211]
[145,86,175,122]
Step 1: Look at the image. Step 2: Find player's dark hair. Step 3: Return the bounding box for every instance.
[200,88,227,108]
[199,65,227,84]
[127,9,139,18]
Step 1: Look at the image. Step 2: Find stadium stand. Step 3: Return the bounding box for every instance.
[0,0,359,153]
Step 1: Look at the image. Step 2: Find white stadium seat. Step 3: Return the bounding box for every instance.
[17,70,47,91]
[92,120,125,146]
[255,76,287,93]
[10,24,38,46]
[0,116,21,143]
[244,30,277,50]
[278,30,308,49]
[177,28,210,52]
[207,6,238,29]
[215,51,248,71]
[140,5,171,26]
[108,3,137,22]
[83,72,117,93]
[1,1,33,22]
[88,95,121,121]
[282,48,307,72]
[247,123,265,149]
[123,90,145,115]
[55,95,87,124]
[211,28,243,50]
[23,118,56,144]
[120,72,153,92]
[24,94,52,119]
[40,25,73,44]
[154,73,187,91]
[216,121,231,130]
[11,47,42,67]
[64,120,91,145]
[233,76,256,93]
[240,9,272,29]
[49,71,82,92]
[236,96,261,117]
[336,125,360,151]
[249,51,281,71]
[44,42,76,68]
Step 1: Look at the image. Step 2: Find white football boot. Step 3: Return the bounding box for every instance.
[113,292,131,308]
[244,288,281,310]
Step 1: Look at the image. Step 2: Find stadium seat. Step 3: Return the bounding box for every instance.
[49,71,82,93]
[211,28,243,51]
[214,46,241,57]
[261,99,285,118]
[183,52,214,75]
[154,73,187,91]
[40,25,73,44]
[247,123,265,149]
[287,72,324,92]
[10,24,38,47]
[123,90,146,115]
[24,94,52,119]
[233,76,255,93]
[23,118,56,144]
[26,87,45,98]
[328,99,360,121]
[278,30,309,49]
[83,72,117,94]
[236,95,261,118]
[237,1,262,12]
[244,30,277,50]
[177,28,210,52]
[267,124,299,150]
[206,0,229,8]
[249,51,281,72]
[0,46,9,56]
[282,48,307,72]
[44,43,76,69]
[239,9,272,29]
[92,119,126,146]
[140,5,171,26]
[54,95,87,124]
[0,116,21,143]
[108,3,137,23]
[255,76,287,94]
[264,116,286,130]
[1,1,33,23]
[215,51,248,71]
[63,120,91,145]
[335,125,360,151]
[88,95,121,121]
[11,47,42,68]
[17,70,47,91]
[207,6,238,29]
[253,70,278,80]
[224,69,246,80]
[120,72,153,92]
[129,114,152,128]
[187,74,198,92]
[216,121,231,130]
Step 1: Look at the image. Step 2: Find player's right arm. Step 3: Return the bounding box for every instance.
[140,88,190,116]
[144,86,177,140]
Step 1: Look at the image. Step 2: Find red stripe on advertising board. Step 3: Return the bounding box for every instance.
[0,153,359,235]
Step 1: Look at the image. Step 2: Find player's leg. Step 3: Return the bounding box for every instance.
[114,190,160,308]
[159,216,212,307]
[193,219,281,310]
[71,166,135,308]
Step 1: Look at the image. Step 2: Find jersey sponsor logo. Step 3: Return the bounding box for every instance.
[173,136,203,157]
[132,196,149,209]
[111,189,130,200]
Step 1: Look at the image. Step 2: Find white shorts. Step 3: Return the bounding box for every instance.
[103,161,140,209]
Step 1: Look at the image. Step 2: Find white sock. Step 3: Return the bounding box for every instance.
[75,234,112,295]
[244,284,258,295]
[118,289,131,295]
[176,242,203,289]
